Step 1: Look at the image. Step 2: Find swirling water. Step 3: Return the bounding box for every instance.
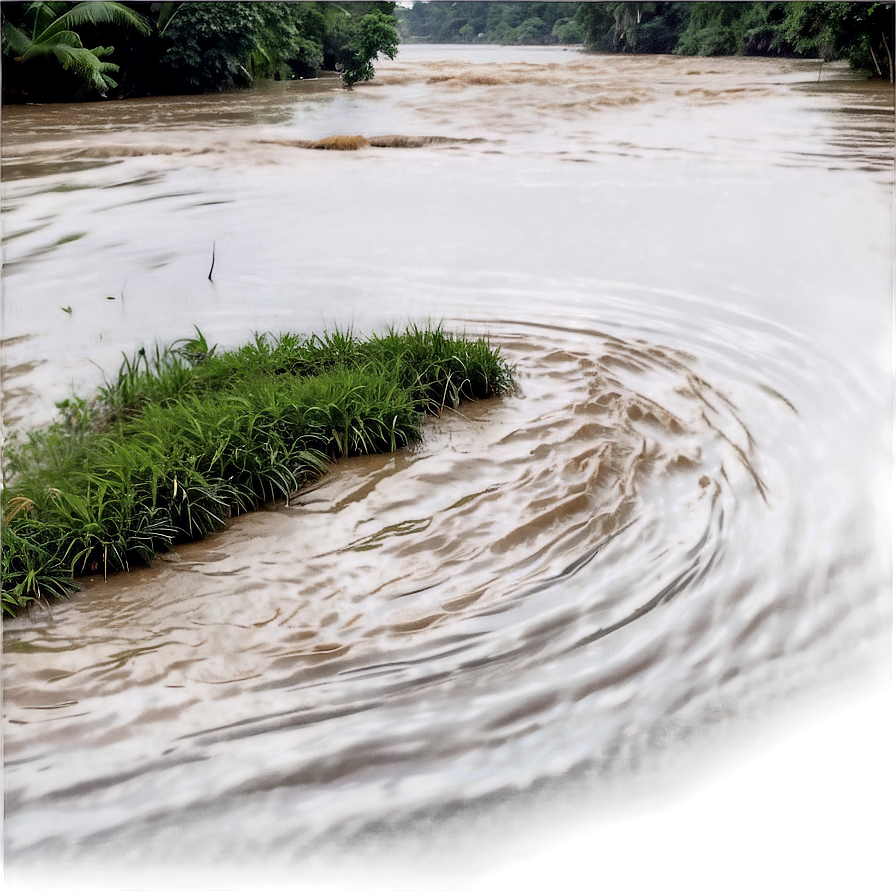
[1,47,892,888]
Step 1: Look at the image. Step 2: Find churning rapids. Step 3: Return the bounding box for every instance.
[2,46,893,885]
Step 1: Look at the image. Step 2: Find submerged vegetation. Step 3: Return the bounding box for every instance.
[1,326,513,617]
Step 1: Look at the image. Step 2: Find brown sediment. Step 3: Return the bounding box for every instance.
[1,49,886,857]
[368,134,481,148]
[247,134,371,152]
[0,47,887,870]
[260,134,481,151]
[4,54,857,183]
[3,306,872,855]
[258,138,314,148]
[310,134,369,151]
[427,72,503,87]
[67,145,214,158]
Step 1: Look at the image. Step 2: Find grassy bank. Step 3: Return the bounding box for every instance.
[1,326,513,617]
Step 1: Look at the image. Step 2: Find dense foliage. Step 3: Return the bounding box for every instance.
[1,1,400,100]
[397,2,584,45]
[0,1,151,99]
[3,3,891,100]
[399,1,894,80]
[1,326,514,616]
[576,1,894,77]
[332,6,398,87]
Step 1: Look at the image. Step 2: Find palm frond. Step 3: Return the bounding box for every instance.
[39,2,151,42]
[156,2,183,37]
[23,2,67,39]
[23,28,85,57]
[46,40,119,92]
[7,2,145,95]
[1,22,33,58]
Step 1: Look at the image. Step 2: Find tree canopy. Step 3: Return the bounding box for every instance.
[399,2,894,81]
[397,2,584,45]
[3,2,892,102]
[1,2,151,98]
[1,1,400,101]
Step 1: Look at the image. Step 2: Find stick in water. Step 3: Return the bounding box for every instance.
[208,242,216,281]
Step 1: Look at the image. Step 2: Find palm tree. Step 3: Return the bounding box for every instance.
[2,2,151,95]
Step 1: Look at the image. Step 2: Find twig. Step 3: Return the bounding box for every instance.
[208,236,224,280]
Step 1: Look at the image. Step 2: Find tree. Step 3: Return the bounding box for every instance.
[576,2,689,53]
[741,2,797,56]
[553,17,584,45]
[248,2,325,81]
[1,1,150,98]
[155,2,265,93]
[3,1,403,100]
[398,2,580,46]
[138,2,359,95]
[783,2,894,81]
[336,9,398,88]
[675,2,752,56]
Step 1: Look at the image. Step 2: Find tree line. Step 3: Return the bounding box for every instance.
[397,1,585,45]
[3,3,893,103]
[399,2,894,82]
[1,1,399,102]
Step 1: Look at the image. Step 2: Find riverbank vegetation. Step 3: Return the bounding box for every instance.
[0,326,513,616]
[398,2,894,81]
[3,3,891,102]
[1,1,399,101]
[0,0,896,102]
[397,2,585,46]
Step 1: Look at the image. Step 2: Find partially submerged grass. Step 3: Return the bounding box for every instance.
[311,135,369,151]
[1,325,513,616]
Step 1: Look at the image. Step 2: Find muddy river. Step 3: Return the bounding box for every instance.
[1,45,893,890]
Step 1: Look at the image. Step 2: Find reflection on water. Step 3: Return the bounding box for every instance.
[1,46,892,884]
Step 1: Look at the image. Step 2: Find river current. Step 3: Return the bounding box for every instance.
[1,46,893,889]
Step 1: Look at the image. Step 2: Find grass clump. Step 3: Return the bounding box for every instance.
[310,135,369,151]
[1,325,513,616]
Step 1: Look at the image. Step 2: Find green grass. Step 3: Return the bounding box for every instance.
[1,325,513,616]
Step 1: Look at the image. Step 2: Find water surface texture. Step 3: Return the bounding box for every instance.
[2,46,893,882]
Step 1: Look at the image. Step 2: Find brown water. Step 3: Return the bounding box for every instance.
[1,46,893,886]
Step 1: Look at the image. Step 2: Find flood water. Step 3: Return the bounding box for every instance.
[1,46,893,889]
